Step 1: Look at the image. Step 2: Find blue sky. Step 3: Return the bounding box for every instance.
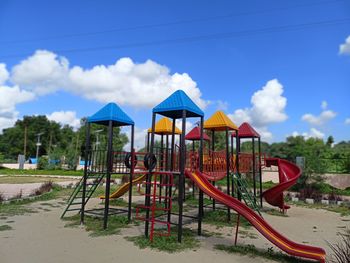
[0,0,349,148]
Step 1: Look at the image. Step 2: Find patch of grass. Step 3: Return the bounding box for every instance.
[238,229,258,239]
[203,210,251,229]
[263,208,288,217]
[63,214,129,237]
[126,227,200,253]
[0,185,73,217]
[291,201,350,216]
[0,167,83,176]
[214,244,312,263]
[0,225,13,231]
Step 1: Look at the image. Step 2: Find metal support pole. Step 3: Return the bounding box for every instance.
[128,125,135,222]
[178,110,186,243]
[103,120,113,229]
[231,133,235,197]
[212,130,215,210]
[236,133,241,201]
[225,128,231,221]
[198,116,204,236]
[80,123,91,224]
[258,137,263,208]
[252,137,256,200]
[145,113,156,237]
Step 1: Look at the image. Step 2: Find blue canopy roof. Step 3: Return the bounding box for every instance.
[153,90,204,118]
[88,102,134,126]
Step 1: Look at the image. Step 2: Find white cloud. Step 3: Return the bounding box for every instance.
[11,50,69,95]
[123,126,148,151]
[301,101,336,126]
[228,79,287,142]
[290,128,325,139]
[215,100,229,111]
[345,118,350,125]
[0,63,9,85]
[46,111,81,130]
[10,50,208,109]
[339,35,350,55]
[0,85,36,131]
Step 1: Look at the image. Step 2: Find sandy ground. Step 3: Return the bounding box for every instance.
[0,196,349,263]
[0,180,78,200]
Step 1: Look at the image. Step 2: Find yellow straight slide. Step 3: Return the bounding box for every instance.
[100,174,146,199]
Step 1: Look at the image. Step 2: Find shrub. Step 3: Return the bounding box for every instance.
[0,192,4,203]
[328,229,350,263]
[34,181,53,196]
[37,156,49,170]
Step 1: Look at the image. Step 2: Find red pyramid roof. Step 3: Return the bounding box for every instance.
[185,127,210,141]
[231,122,260,138]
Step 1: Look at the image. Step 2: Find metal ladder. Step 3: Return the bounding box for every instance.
[61,172,105,218]
[232,173,262,217]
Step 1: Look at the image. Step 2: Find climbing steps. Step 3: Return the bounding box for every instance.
[61,172,105,218]
[232,173,262,217]
[136,171,174,241]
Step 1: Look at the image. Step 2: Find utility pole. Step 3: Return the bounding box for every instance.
[36,132,44,162]
[23,124,27,158]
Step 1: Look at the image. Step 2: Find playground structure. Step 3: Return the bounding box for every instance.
[62,90,326,262]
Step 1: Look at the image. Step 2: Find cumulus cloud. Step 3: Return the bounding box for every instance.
[123,127,148,151]
[228,79,287,141]
[11,50,69,95]
[10,50,207,109]
[339,35,350,55]
[0,85,36,131]
[301,101,336,126]
[345,118,350,125]
[46,111,81,130]
[0,63,9,85]
[290,128,325,139]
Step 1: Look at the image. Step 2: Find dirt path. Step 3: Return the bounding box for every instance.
[0,198,348,263]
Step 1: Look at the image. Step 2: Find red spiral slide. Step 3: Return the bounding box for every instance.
[185,169,326,262]
[262,158,301,210]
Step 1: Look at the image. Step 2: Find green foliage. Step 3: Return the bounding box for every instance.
[0,115,129,169]
[64,215,129,237]
[0,225,13,231]
[126,227,200,253]
[214,244,311,263]
[37,156,49,170]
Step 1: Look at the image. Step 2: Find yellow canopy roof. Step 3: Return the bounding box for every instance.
[204,111,238,131]
[147,117,182,135]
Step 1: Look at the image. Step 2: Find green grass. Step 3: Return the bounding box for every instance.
[202,210,251,229]
[291,201,350,216]
[263,208,289,217]
[0,167,83,176]
[0,225,13,231]
[0,185,72,217]
[63,214,129,237]
[214,244,312,263]
[126,227,200,253]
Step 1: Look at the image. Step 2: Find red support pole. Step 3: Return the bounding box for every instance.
[234,214,240,246]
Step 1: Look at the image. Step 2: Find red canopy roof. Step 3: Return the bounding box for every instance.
[185,127,211,141]
[231,122,260,138]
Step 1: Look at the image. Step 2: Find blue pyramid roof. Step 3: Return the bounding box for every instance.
[88,102,134,126]
[153,90,204,118]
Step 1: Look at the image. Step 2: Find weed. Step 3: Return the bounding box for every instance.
[327,229,350,263]
[63,214,129,237]
[214,244,311,262]
[0,225,13,231]
[126,227,200,253]
[34,181,53,196]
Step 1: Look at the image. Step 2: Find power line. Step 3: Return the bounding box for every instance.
[0,17,349,59]
[0,0,345,45]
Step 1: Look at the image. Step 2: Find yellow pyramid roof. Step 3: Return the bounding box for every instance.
[147,117,182,135]
[204,111,238,131]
